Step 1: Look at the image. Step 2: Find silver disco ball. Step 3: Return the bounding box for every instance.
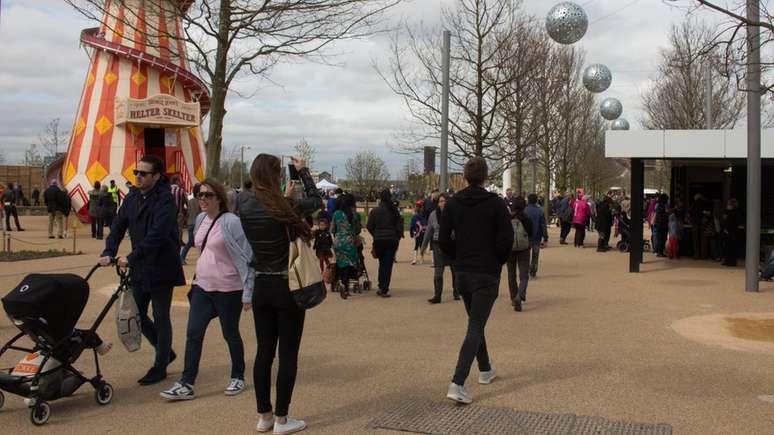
[600,98,623,120]
[582,64,612,93]
[611,118,630,130]
[545,2,588,45]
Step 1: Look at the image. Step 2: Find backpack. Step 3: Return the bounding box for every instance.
[511,218,530,251]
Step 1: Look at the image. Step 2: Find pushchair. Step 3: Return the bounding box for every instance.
[615,213,651,253]
[351,244,372,293]
[0,261,127,426]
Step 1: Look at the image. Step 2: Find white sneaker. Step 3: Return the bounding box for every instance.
[256,416,275,433]
[273,418,306,435]
[479,368,496,384]
[225,378,245,396]
[160,382,195,401]
[446,382,472,404]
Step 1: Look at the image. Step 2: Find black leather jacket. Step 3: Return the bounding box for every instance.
[239,168,322,274]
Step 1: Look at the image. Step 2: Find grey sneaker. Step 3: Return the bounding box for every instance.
[479,368,497,385]
[256,416,275,433]
[273,417,306,434]
[225,378,245,396]
[446,382,473,404]
[160,382,195,401]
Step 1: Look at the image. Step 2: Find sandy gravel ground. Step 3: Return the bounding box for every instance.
[1,216,774,434]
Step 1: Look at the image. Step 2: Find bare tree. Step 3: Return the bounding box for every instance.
[0,150,6,165]
[641,20,745,130]
[39,118,69,159]
[24,144,44,167]
[378,0,522,163]
[219,145,244,186]
[401,158,425,197]
[294,138,317,169]
[345,150,389,196]
[66,0,403,177]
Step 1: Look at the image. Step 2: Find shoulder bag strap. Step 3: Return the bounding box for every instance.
[200,212,226,253]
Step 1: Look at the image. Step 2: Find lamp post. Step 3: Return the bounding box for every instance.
[440,30,451,193]
[746,0,761,292]
[239,145,250,188]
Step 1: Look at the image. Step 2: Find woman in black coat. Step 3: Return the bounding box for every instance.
[366,189,404,297]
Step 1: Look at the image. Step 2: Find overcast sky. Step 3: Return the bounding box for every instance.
[0,0,717,177]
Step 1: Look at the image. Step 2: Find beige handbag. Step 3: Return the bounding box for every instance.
[287,232,327,310]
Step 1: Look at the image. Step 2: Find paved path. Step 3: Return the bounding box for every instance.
[1,217,774,434]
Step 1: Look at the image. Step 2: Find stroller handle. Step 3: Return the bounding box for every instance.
[84,258,126,282]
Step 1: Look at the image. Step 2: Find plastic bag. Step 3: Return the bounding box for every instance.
[116,287,141,352]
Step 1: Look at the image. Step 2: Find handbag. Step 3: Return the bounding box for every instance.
[287,229,327,310]
[116,285,141,352]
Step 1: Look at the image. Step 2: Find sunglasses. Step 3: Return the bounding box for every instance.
[133,170,157,177]
[197,192,216,199]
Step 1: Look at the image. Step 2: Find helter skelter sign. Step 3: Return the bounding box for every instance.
[62,0,210,219]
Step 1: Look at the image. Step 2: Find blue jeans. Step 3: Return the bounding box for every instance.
[374,240,399,293]
[181,285,245,385]
[180,224,196,262]
[132,284,173,370]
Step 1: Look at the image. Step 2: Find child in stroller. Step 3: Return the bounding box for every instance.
[615,211,651,253]
[0,262,125,426]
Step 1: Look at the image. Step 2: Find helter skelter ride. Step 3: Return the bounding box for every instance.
[63,0,209,219]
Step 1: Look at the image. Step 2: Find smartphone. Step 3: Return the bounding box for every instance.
[288,164,300,181]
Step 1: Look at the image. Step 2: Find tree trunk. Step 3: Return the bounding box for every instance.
[515,159,523,197]
[204,0,232,178]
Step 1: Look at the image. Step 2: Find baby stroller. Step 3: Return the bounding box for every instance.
[0,261,127,426]
[351,244,372,292]
[615,213,651,253]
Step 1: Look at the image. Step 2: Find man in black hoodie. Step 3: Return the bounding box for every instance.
[439,157,513,404]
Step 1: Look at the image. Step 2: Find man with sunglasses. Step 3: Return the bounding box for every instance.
[99,155,185,386]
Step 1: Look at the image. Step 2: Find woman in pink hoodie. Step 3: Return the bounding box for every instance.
[572,195,592,247]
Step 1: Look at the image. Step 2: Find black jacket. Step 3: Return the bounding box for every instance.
[43,186,60,214]
[102,177,185,291]
[240,168,322,274]
[367,203,404,241]
[439,186,514,276]
[596,201,613,231]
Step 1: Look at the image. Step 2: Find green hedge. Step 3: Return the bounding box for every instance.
[0,250,82,262]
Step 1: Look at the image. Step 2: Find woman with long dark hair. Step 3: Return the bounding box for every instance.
[239,154,321,435]
[367,189,404,297]
[331,193,359,299]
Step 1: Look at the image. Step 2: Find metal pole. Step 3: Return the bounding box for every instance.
[440,30,451,193]
[746,0,761,292]
[705,63,713,129]
[630,158,644,273]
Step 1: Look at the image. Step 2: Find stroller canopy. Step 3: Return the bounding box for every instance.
[2,274,89,343]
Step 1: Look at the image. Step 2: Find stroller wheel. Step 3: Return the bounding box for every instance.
[363,280,372,291]
[95,382,114,406]
[30,401,50,426]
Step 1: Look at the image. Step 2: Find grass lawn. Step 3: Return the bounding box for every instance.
[0,250,83,262]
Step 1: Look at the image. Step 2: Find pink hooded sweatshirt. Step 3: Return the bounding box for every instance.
[572,196,592,226]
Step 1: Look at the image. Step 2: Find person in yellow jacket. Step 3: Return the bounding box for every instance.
[108,180,121,207]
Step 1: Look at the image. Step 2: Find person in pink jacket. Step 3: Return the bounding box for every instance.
[572,195,592,247]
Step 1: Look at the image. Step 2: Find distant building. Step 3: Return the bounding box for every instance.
[317,171,332,183]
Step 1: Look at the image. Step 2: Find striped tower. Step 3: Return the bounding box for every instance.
[63,0,209,219]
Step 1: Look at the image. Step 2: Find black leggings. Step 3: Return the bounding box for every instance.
[252,275,306,417]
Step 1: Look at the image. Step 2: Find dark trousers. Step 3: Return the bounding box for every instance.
[91,218,98,238]
[692,225,709,259]
[132,284,174,370]
[723,237,738,266]
[506,250,530,303]
[431,242,457,300]
[597,227,611,250]
[573,223,586,246]
[96,217,105,239]
[452,271,497,386]
[560,221,572,241]
[374,239,399,293]
[529,242,541,275]
[654,227,667,255]
[253,275,306,418]
[180,224,196,262]
[5,205,21,230]
[181,285,245,385]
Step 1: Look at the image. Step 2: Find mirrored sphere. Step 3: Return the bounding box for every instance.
[582,64,612,93]
[611,118,630,130]
[546,2,588,45]
[600,98,623,120]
